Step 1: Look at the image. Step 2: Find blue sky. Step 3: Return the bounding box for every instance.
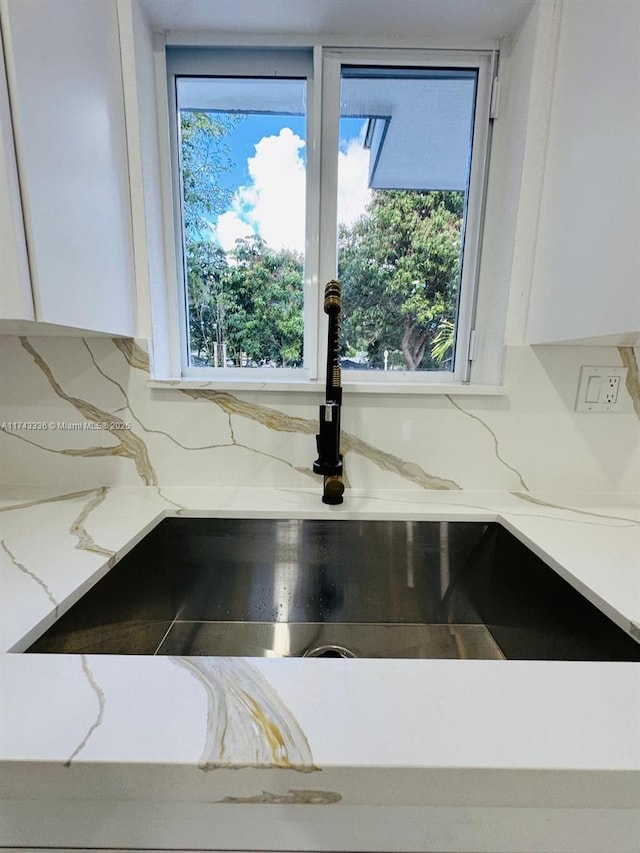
[219,113,307,191]
[218,114,366,191]
[200,112,371,253]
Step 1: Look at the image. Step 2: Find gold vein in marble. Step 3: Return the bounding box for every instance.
[233,440,320,482]
[19,337,158,486]
[618,347,640,421]
[184,389,460,490]
[341,432,455,489]
[173,657,317,772]
[69,487,115,557]
[84,344,319,481]
[64,655,106,767]
[227,412,236,442]
[88,343,321,480]
[216,392,318,479]
[1,523,107,766]
[1,539,58,609]
[218,789,341,805]
[0,488,99,513]
[0,428,146,463]
[155,486,187,514]
[112,337,150,373]
[183,389,317,435]
[511,492,640,525]
[83,340,226,453]
[446,396,530,491]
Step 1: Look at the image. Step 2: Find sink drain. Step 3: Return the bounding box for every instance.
[303,644,356,659]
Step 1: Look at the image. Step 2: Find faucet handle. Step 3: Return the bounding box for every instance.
[322,475,344,505]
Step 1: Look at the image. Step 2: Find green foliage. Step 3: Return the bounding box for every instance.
[223,238,304,367]
[181,111,463,372]
[186,237,304,368]
[180,111,240,239]
[186,240,229,364]
[181,110,304,368]
[430,318,455,366]
[339,190,463,371]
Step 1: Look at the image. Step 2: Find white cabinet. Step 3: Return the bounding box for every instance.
[0,0,135,335]
[526,0,640,345]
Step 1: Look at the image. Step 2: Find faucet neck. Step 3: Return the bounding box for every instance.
[313,280,345,504]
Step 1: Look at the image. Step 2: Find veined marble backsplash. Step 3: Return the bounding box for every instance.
[0,335,638,492]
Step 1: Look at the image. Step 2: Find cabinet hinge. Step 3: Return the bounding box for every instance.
[468,329,478,361]
[490,77,501,119]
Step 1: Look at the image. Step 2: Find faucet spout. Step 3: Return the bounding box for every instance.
[313,280,345,505]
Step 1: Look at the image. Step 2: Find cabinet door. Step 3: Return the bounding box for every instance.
[526,0,640,345]
[0,23,33,321]
[1,0,135,335]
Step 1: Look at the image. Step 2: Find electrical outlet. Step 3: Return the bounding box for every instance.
[604,376,620,404]
[576,366,628,412]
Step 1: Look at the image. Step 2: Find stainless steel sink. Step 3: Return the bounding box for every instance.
[26,518,640,661]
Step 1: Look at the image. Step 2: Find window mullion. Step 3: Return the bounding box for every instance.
[303,46,323,380]
[317,50,342,386]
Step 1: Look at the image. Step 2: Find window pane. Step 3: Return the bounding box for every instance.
[176,77,307,369]
[337,67,476,372]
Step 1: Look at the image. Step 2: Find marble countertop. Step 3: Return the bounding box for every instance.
[1,486,639,841]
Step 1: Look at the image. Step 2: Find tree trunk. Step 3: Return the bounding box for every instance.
[401,319,427,371]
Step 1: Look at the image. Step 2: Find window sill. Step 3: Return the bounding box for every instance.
[147,378,507,396]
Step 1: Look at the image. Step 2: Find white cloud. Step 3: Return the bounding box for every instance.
[213,127,371,253]
[214,127,306,254]
[338,137,372,227]
[214,210,253,253]
[244,128,306,252]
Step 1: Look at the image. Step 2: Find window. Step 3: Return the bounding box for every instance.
[166,47,494,386]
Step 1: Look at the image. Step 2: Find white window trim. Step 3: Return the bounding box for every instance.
[156,40,500,392]
[147,377,507,395]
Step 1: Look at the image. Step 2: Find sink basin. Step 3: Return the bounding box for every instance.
[26,518,640,660]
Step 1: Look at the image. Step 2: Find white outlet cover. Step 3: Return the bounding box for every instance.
[575,366,628,412]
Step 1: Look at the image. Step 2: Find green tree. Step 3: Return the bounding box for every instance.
[430,318,455,367]
[180,111,240,239]
[180,110,241,365]
[338,190,463,370]
[223,237,304,367]
[179,111,305,369]
[186,240,229,364]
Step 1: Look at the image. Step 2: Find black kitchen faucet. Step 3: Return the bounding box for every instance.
[313,280,345,504]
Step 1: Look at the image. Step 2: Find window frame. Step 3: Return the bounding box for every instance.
[164,44,497,388]
[166,47,318,381]
[320,48,495,385]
